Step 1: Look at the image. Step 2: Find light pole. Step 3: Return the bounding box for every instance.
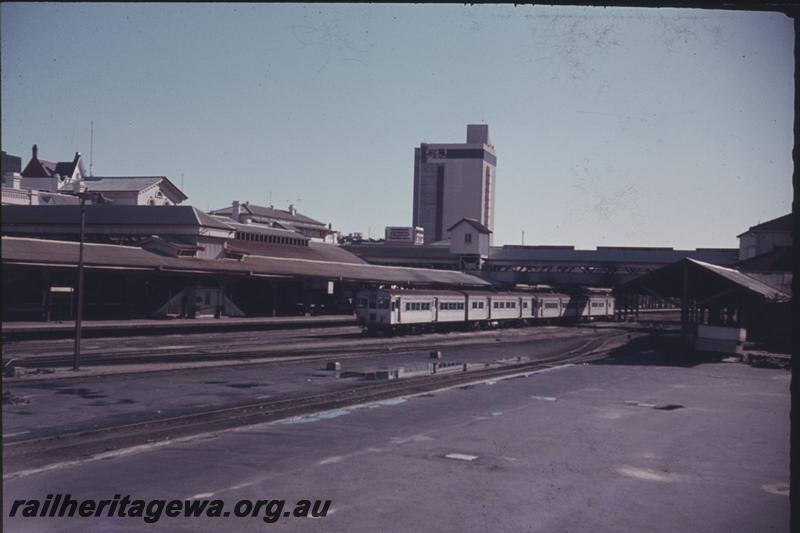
[73,191,109,371]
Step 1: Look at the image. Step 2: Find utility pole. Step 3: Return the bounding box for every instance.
[73,195,88,371]
[73,191,110,371]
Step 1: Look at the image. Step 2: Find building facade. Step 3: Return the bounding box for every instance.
[8,145,187,205]
[737,213,792,261]
[210,201,337,243]
[412,124,496,244]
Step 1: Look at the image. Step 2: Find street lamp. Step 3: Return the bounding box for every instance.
[73,190,110,371]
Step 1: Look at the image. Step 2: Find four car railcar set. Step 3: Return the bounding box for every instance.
[355,289,615,333]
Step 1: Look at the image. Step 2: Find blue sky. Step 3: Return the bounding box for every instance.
[1,4,793,248]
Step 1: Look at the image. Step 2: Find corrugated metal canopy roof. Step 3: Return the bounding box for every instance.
[622,258,790,303]
[346,243,740,267]
[490,246,739,265]
[1,237,489,287]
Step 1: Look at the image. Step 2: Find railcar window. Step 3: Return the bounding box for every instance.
[471,301,478,309]
[523,301,528,308]
[544,302,559,309]
[422,302,431,310]
[493,302,499,309]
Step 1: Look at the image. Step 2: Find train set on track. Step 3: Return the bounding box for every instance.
[356,288,615,333]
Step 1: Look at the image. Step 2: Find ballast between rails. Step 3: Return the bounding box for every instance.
[356,288,615,333]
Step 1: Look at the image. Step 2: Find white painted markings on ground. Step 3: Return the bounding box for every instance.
[529,395,557,402]
[762,483,790,497]
[444,453,479,462]
[617,466,689,483]
[372,398,408,406]
[272,409,351,426]
[3,431,31,438]
[624,400,655,408]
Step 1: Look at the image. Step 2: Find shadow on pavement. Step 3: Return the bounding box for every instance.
[592,333,728,368]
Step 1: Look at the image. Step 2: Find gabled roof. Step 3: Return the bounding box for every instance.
[622,257,790,302]
[22,158,58,178]
[447,217,492,234]
[22,150,84,179]
[83,176,188,202]
[211,202,327,227]
[737,213,792,237]
[54,158,86,178]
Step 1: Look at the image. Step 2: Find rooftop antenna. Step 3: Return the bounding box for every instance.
[89,120,94,177]
[181,172,184,191]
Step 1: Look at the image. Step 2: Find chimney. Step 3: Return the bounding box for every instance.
[73,151,81,164]
[289,204,297,216]
[32,144,38,160]
[231,200,241,220]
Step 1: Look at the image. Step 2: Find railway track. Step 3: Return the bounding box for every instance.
[5,324,617,370]
[4,331,637,477]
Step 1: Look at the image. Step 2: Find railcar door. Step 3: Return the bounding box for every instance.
[393,297,401,324]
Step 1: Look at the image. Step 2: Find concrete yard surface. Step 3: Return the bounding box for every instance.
[2,344,789,532]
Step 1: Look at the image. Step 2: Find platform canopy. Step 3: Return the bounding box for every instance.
[1,236,490,288]
[621,258,789,305]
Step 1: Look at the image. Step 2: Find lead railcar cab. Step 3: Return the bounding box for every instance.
[356,289,466,333]
[356,289,538,333]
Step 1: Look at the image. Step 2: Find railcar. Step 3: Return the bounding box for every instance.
[355,288,615,333]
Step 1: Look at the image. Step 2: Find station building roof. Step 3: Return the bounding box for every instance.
[226,239,367,264]
[82,176,188,203]
[2,205,232,231]
[1,237,490,287]
[210,202,327,228]
[736,213,792,237]
[447,218,492,234]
